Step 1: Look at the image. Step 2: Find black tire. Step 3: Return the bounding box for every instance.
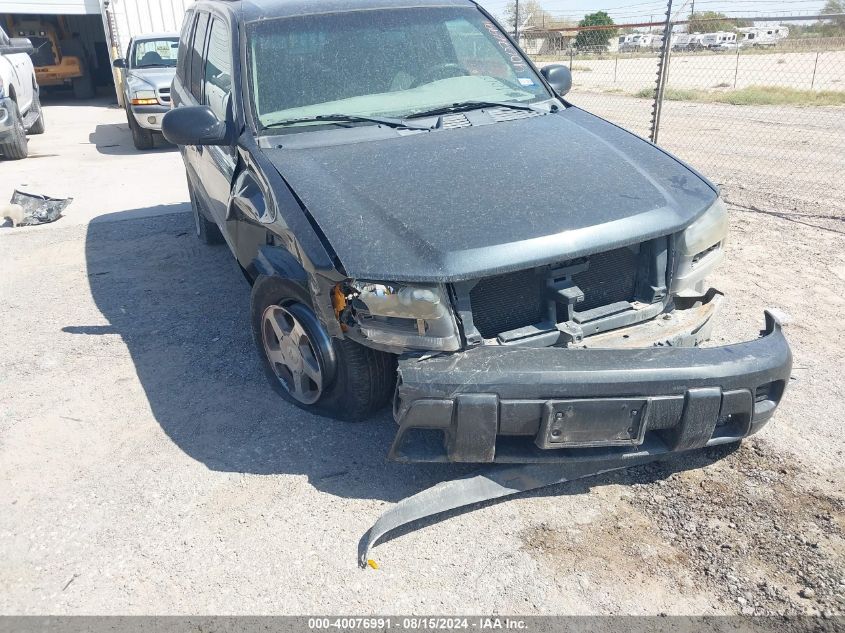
[61,38,96,101]
[251,275,396,421]
[0,101,28,160]
[27,88,45,135]
[72,72,95,100]
[188,180,224,244]
[127,107,154,150]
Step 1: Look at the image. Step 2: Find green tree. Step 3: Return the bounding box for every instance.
[573,11,618,50]
[822,0,845,29]
[687,11,736,33]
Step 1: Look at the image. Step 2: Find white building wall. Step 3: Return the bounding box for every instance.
[106,0,192,56]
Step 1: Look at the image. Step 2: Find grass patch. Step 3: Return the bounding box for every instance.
[632,85,845,106]
[570,64,593,71]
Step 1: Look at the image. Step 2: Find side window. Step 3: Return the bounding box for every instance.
[203,18,232,121]
[177,11,195,83]
[189,12,210,100]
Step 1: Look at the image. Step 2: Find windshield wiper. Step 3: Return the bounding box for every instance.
[406,100,551,119]
[264,114,431,130]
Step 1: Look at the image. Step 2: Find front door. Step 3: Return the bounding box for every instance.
[196,15,236,245]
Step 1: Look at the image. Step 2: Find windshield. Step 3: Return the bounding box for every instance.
[247,7,551,129]
[131,38,179,68]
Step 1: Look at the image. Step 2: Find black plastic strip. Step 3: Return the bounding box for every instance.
[359,454,661,567]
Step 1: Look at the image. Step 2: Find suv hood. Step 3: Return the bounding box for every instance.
[264,107,717,282]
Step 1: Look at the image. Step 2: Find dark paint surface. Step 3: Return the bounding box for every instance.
[264,107,717,282]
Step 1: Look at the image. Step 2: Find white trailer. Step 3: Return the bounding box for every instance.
[738,25,789,47]
[699,31,736,49]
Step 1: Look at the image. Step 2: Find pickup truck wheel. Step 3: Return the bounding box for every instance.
[188,182,224,244]
[27,90,46,135]
[127,108,154,150]
[0,101,28,160]
[251,275,396,421]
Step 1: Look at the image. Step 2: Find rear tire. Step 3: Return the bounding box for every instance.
[27,89,46,135]
[0,101,28,160]
[251,275,396,421]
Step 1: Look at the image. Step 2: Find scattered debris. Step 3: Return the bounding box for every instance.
[0,203,25,227]
[61,573,79,591]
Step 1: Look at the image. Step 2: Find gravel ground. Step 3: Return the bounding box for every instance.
[0,98,843,616]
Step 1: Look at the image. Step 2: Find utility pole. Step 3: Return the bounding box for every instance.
[514,0,520,41]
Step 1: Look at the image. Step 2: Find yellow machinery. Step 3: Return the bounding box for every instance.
[3,15,94,99]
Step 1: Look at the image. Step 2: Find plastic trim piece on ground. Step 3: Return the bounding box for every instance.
[358,453,664,567]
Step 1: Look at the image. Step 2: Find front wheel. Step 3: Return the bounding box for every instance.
[0,101,28,160]
[188,180,223,244]
[251,275,396,421]
[127,108,154,150]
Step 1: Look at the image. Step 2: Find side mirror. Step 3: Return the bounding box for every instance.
[162,105,231,146]
[0,37,35,55]
[112,58,126,69]
[541,64,572,97]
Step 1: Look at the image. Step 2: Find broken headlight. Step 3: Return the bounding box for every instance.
[333,282,461,352]
[671,197,728,297]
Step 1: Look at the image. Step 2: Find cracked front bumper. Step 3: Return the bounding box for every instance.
[390,310,791,463]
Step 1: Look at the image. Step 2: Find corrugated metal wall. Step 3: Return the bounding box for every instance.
[107,0,193,55]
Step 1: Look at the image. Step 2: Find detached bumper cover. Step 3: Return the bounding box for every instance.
[391,311,791,463]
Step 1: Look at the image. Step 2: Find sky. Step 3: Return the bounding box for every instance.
[476,0,832,25]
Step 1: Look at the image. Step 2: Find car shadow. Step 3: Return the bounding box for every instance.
[40,87,115,105]
[71,208,734,508]
[89,123,176,155]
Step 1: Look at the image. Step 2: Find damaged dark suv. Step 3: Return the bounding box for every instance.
[164,0,791,463]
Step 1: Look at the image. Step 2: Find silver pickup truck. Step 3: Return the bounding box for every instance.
[112,33,178,150]
[0,26,45,160]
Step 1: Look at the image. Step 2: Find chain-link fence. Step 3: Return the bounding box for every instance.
[525,7,845,215]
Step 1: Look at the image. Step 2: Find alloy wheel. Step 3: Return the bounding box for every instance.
[261,304,324,404]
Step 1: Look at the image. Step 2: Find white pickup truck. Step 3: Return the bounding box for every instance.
[0,26,46,160]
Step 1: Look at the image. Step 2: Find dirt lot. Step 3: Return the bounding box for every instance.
[543,50,845,94]
[1,100,843,616]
